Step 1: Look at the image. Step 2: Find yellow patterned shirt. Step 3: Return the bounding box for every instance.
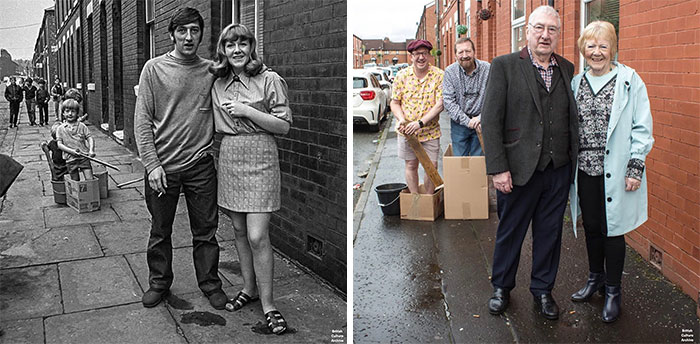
[392,65,444,142]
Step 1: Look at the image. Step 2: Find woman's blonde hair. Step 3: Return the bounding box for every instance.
[208,23,263,78]
[578,21,618,57]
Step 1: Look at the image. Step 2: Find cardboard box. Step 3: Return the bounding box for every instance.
[443,144,489,219]
[400,184,444,221]
[65,178,100,213]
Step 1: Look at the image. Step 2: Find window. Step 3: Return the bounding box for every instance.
[145,0,155,59]
[511,0,526,52]
[464,1,471,38]
[353,77,367,89]
[87,17,94,82]
[584,0,619,37]
[232,0,264,58]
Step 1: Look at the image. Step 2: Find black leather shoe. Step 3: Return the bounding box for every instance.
[534,293,559,320]
[571,272,605,302]
[602,285,621,323]
[488,287,510,315]
[142,288,169,308]
[205,289,228,310]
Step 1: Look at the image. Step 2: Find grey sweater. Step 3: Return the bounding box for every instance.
[134,52,216,174]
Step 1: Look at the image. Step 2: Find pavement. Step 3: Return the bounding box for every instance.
[0,86,347,344]
[353,113,700,343]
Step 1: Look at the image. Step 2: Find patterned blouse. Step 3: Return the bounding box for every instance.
[392,65,444,142]
[212,66,292,135]
[576,72,644,179]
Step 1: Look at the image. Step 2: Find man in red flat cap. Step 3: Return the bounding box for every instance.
[390,39,444,194]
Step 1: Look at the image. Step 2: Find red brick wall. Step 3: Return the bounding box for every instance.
[468,0,700,305]
[618,0,700,306]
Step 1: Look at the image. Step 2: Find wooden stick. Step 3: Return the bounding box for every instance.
[405,134,444,187]
[476,127,485,155]
[76,152,120,171]
[116,177,144,188]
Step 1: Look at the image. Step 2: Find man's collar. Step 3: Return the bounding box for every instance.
[525,46,558,68]
[460,59,479,76]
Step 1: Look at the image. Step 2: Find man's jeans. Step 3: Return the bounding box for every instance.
[145,154,222,293]
[450,119,483,156]
[25,99,36,125]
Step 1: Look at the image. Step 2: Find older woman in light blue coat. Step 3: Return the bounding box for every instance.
[569,21,654,323]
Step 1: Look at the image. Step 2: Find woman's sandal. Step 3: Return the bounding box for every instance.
[225,291,259,311]
[265,310,287,335]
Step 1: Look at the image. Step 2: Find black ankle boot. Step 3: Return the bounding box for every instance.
[571,272,605,302]
[602,284,621,323]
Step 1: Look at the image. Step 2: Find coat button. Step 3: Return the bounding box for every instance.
[606,173,611,178]
[606,150,610,155]
[607,197,612,202]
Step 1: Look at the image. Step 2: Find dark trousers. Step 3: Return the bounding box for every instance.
[25,99,36,125]
[53,99,61,120]
[491,163,571,296]
[577,170,625,286]
[38,102,49,124]
[145,154,222,293]
[9,101,20,126]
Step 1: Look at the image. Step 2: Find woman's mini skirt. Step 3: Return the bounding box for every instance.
[218,133,281,212]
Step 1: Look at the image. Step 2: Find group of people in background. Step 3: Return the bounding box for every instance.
[393,5,653,324]
[4,75,65,127]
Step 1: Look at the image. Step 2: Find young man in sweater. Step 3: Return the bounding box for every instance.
[134,7,227,310]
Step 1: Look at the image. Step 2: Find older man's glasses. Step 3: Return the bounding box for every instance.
[529,24,559,35]
[411,51,430,57]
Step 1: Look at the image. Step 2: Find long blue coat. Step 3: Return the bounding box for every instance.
[569,63,654,237]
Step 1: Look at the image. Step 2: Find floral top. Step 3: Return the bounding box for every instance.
[576,71,644,180]
[392,65,444,142]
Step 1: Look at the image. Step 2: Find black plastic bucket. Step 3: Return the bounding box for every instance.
[375,183,407,216]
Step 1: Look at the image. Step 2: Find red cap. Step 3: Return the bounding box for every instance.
[407,39,433,53]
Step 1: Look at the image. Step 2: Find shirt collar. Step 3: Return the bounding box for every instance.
[527,46,558,69]
[225,72,250,90]
[460,59,481,76]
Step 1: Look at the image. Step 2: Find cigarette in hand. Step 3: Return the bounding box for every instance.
[158,192,164,197]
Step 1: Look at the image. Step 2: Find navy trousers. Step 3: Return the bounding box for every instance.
[145,154,222,294]
[491,163,571,296]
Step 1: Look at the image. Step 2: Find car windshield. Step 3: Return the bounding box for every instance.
[353,77,368,89]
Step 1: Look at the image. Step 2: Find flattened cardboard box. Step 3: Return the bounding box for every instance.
[400,183,444,221]
[443,144,489,219]
[65,178,100,213]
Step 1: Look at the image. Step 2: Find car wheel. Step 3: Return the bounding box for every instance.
[369,123,380,132]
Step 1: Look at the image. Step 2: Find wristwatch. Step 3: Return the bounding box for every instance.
[417,120,424,128]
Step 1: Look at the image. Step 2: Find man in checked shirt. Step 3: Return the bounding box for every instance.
[442,37,490,156]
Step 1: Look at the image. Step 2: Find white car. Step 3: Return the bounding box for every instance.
[367,69,392,109]
[353,69,388,131]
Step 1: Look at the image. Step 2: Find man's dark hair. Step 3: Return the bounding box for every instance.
[168,7,204,40]
[455,37,476,53]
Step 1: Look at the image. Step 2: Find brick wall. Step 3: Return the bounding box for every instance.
[617,0,700,307]
[264,0,347,292]
[468,0,700,307]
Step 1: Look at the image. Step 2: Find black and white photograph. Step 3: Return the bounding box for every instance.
[0,0,346,343]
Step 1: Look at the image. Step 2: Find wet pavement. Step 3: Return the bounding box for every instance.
[353,116,392,209]
[0,85,347,344]
[353,113,699,343]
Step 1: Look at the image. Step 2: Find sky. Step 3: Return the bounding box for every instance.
[350,0,433,41]
[0,0,56,60]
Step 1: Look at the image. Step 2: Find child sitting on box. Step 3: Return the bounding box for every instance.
[47,122,68,181]
[56,99,95,181]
